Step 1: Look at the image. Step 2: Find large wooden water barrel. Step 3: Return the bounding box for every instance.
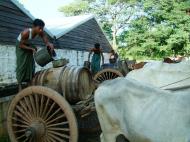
[32,66,95,104]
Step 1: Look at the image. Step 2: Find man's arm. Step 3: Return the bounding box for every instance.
[19,30,36,53]
[40,32,54,50]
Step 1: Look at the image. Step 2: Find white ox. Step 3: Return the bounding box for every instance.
[95,61,190,142]
[127,61,190,89]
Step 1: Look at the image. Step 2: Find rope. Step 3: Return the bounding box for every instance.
[160,75,190,88]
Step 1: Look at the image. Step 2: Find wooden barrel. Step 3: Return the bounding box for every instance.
[32,66,94,104]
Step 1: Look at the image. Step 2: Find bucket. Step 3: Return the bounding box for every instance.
[84,61,91,69]
[52,59,69,68]
[34,48,54,67]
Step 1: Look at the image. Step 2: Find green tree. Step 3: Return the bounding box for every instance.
[59,0,89,16]
[59,0,139,50]
[122,0,190,59]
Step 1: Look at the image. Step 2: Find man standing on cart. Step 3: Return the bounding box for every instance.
[16,19,54,91]
[89,43,104,75]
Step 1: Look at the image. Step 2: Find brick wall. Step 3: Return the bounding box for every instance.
[0,45,109,84]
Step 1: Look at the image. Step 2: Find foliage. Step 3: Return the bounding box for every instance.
[59,0,139,50]
[59,0,190,59]
[59,0,90,16]
[122,0,190,59]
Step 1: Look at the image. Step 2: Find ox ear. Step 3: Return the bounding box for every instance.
[116,134,130,142]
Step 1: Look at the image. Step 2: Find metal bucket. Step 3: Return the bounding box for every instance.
[83,61,91,69]
[34,48,53,67]
[52,58,69,68]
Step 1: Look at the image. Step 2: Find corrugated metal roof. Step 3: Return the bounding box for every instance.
[46,15,94,39]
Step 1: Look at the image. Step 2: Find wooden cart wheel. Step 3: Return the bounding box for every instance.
[94,69,123,84]
[7,86,78,142]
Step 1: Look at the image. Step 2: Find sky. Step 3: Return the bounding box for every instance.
[18,0,74,21]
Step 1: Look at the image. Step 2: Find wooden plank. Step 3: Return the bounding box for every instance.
[0,11,32,23]
[0,26,22,34]
[0,1,21,10]
[56,41,96,50]
[0,5,26,17]
[0,16,32,27]
[60,32,105,43]
[63,32,104,40]
[0,35,45,46]
[0,20,30,30]
[56,39,110,52]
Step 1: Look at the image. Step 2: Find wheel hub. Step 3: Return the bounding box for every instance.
[27,119,46,139]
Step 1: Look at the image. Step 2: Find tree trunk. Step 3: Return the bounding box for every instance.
[112,27,117,50]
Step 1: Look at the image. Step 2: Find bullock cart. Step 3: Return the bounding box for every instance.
[84,53,129,84]
[6,65,99,142]
[93,60,132,84]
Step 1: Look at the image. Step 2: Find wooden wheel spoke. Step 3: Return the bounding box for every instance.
[13,123,28,128]
[19,100,33,119]
[100,75,105,81]
[103,73,107,80]
[106,72,109,79]
[16,134,26,140]
[41,97,50,118]
[47,127,69,132]
[24,97,34,117]
[47,121,69,128]
[29,94,37,117]
[39,95,45,117]
[15,105,31,122]
[108,72,111,79]
[112,72,115,78]
[46,135,55,142]
[48,130,70,139]
[110,72,113,79]
[99,75,104,81]
[98,75,104,81]
[48,133,66,142]
[97,77,101,82]
[34,94,40,117]
[44,102,56,120]
[107,71,110,79]
[12,117,29,126]
[46,114,65,125]
[13,110,30,124]
[14,129,26,133]
[45,108,61,122]
[104,72,108,80]
[107,72,110,79]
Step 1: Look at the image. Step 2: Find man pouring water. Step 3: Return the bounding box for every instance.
[16,19,54,91]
